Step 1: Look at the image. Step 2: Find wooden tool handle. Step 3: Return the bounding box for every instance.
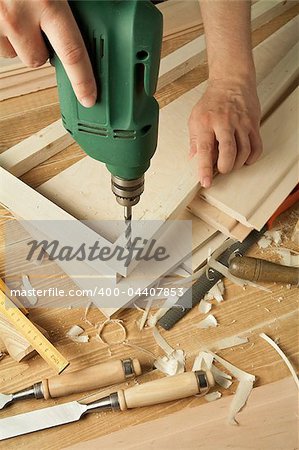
[41,358,142,399]
[229,256,299,284]
[117,371,213,410]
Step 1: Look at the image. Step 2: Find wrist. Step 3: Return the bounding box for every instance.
[208,56,256,87]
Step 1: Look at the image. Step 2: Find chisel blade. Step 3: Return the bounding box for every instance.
[0,401,87,440]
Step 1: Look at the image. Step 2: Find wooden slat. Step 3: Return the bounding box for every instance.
[203,88,299,229]
[67,377,298,450]
[187,197,252,241]
[0,120,73,176]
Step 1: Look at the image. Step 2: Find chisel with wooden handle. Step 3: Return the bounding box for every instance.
[0,358,141,410]
[229,256,299,285]
[0,370,214,440]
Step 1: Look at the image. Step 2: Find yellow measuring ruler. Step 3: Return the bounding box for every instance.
[0,290,69,374]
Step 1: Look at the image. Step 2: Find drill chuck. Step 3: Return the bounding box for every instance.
[111,175,144,207]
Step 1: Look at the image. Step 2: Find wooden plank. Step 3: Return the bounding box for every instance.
[158,0,295,90]
[157,0,202,41]
[0,167,126,277]
[187,197,252,241]
[203,88,299,229]
[0,63,56,101]
[0,120,73,176]
[259,42,299,116]
[67,377,298,450]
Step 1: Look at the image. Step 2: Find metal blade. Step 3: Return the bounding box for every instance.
[0,401,87,440]
[0,393,13,410]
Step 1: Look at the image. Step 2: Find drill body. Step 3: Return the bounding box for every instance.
[52,0,163,210]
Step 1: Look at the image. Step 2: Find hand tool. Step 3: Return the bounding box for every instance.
[0,370,214,440]
[229,256,299,285]
[158,227,267,330]
[0,290,69,373]
[0,358,141,410]
[51,1,163,246]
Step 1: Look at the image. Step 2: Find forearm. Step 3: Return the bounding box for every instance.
[199,0,255,84]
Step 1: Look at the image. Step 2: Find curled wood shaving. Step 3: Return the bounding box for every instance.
[204,391,222,402]
[192,351,213,371]
[0,352,6,362]
[147,295,183,328]
[197,314,218,329]
[137,298,153,331]
[82,301,96,327]
[153,327,185,376]
[199,300,212,314]
[257,236,272,249]
[123,342,156,360]
[21,274,38,306]
[214,336,248,351]
[277,248,299,267]
[209,352,255,425]
[260,333,299,390]
[204,281,224,303]
[97,319,127,346]
[66,325,89,343]
[211,365,232,389]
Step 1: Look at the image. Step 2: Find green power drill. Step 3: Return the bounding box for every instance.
[51,0,163,244]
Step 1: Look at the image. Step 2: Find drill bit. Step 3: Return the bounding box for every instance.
[124,205,132,250]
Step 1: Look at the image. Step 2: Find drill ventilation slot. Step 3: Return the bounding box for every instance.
[78,122,108,137]
[113,130,136,140]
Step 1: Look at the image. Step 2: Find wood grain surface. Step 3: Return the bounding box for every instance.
[0,7,298,450]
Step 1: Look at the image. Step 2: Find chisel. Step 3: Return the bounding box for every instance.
[0,370,214,440]
[229,256,299,285]
[0,358,141,410]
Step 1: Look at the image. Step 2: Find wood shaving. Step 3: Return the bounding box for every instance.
[66,325,89,343]
[137,298,153,331]
[211,365,232,389]
[192,351,213,371]
[199,300,212,314]
[257,236,272,249]
[147,294,184,327]
[123,342,156,359]
[204,391,222,402]
[196,314,218,329]
[264,230,282,245]
[277,248,299,267]
[213,336,248,351]
[204,281,224,303]
[0,352,6,362]
[209,352,255,425]
[82,301,95,327]
[260,333,299,390]
[97,319,127,346]
[153,327,185,376]
[21,274,38,306]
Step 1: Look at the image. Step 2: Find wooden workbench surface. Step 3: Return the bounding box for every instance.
[0,7,298,450]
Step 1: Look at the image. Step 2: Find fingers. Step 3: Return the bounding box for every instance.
[247,130,263,165]
[214,127,237,174]
[234,130,251,169]
[0,36,16,58]
[41,2,97,107]
[7,26,49,67]
[189,118,216,188]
